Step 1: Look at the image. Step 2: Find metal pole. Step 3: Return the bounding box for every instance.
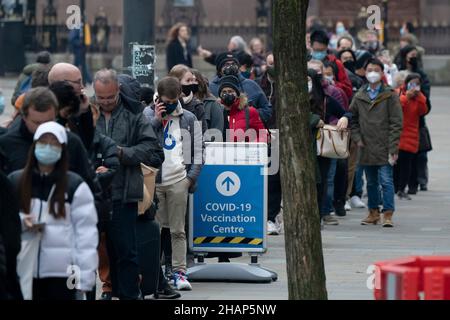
[122,0,155,87]
[383,0,388,47]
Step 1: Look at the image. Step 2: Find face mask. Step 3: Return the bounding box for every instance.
[222,64,239,77]
[164,102,178,115]
[190,84,199,94]
[324,75,334,83]
[400,28,405,36]
[408,57,418,69]
[34,143,62,166]
[311,50,327,61]
[308,81,313,93]
[221,93,237,107]
[343,60,355,73]
[368,41,378,50]
[267,66,276,78]
[241,70,251,79]
[336,26,345,35]
[366,71,382,84]
[182,85,193,96]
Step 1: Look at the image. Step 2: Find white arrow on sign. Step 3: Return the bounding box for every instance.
[216,171,241,197]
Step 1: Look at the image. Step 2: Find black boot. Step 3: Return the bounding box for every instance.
[334,200,346,217]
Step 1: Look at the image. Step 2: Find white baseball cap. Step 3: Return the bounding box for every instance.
[34,121,68,144]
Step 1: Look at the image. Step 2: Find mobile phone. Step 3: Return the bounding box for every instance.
[156,97,167,118]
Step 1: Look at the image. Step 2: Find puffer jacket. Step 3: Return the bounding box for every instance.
[96,101,165,203]
[8,169,98,292]
[226,98,268,143]
[350,84,403,166]
[398,89,428,153]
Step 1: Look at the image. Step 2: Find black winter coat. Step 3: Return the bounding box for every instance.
[0,171,22,300]
[166,39,192,72]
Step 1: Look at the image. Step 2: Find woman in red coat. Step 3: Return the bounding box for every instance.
[394,73,428,199]
[218,75,268,143]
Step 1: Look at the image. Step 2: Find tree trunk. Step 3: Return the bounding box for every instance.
[273,0,328,300]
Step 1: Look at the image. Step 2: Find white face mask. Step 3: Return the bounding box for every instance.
[366,71,381,84]
[308,81,313,93]
[324,75,334,84]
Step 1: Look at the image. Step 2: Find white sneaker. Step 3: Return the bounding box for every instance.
[267,221,280,235]
[345,201,352,211]
[173,272,192,291]
[350,196,366,208]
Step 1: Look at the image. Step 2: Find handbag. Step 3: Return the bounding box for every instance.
[316,125,350,159]
[418,126,432,153]
[138,164,158,215]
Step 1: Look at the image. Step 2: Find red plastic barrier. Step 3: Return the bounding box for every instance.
[374,256,450,300]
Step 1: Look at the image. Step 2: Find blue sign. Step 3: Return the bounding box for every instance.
[191,164,266,253]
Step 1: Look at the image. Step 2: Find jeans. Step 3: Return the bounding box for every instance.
[334,159,348,204]
[364,165,395,212]
[317,156,331,217]
[323,159,337,214]
[351,165,365,198]
[108,202,140,300]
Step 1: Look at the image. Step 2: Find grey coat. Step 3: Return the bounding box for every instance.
[96,102,165,203]
[143,106,204,193]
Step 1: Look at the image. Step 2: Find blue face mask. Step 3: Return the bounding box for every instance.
[164,102,178,115]
[311,50,327,61]
[336,26,345,35]
[34,143,62,166]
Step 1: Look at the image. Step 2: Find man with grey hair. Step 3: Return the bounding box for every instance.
[93,68,165,300]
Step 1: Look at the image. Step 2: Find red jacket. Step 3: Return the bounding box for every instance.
[326,54,353,99]
[227,99,268,142]
[398,89,428,153]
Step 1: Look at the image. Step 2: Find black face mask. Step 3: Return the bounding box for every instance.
[190,84,199,94]
[181,85,195,96]
[343,60,356,73]
[221,93,237,107]
[408,57,418,69]
[222,64,239,77]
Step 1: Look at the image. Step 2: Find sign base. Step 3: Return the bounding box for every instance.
[187,262,278,283]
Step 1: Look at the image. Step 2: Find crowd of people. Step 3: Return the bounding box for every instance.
[0,19,432,300]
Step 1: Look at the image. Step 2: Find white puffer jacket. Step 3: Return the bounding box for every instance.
[9,170,98,293]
